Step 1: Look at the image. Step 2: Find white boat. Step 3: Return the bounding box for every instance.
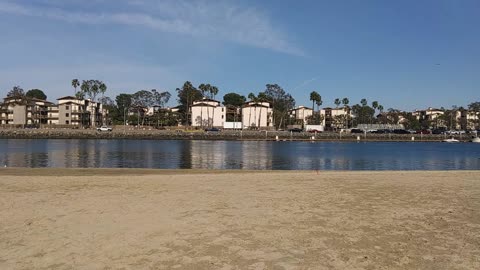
[471,137,480,143]
[442,137,460,143]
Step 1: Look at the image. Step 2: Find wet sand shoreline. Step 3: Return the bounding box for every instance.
[1,170,479,269]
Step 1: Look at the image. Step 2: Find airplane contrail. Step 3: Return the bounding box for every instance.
[293,77,318,91]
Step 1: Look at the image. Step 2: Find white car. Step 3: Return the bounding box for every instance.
[97,126,112,132]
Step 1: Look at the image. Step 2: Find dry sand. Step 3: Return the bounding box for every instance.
[0,169,479,269]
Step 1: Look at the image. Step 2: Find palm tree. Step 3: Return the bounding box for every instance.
[378,105,384,113]
[198,84,208,127]
[99,83,107,125]
[334,98,341,108]
[342,98,349,128]
[361,98,368,107]
[71,79,80,96]
[257,92,269,128]
[310,91,319,112]
[247,93,256,128]
[315,95,323,124]
[210,86,219,100]
[198,84,207,98]
[210,85,219,127]
[372,101,379,111]
[310,91,320,124]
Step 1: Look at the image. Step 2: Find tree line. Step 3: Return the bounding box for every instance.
[3,81,480,130]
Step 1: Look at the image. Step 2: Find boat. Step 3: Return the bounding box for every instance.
[443,137,460,143]
[471,137,480,143]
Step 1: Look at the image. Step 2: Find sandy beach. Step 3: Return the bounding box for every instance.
[0,169,479,269]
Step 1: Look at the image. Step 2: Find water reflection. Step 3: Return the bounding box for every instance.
[0,139,479,170]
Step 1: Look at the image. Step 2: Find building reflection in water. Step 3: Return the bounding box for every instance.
[0,139,479,170]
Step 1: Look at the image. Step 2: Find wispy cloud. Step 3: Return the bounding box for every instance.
[293,77,318,91]
[0,0,304,56]
[0,62,184,103]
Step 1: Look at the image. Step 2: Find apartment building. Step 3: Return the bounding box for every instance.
[0,96,56,126]
[241,101,273,129]
[56,96,107,127]
[454,110,479,130]
[320,107,353,130]
[190,99,225,128]
[289,106,313,125]
[0,95,107,127]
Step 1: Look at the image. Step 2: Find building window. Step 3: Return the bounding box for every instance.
[222,115,224,119]
[66,120,69,125]
[66,106,69,110]
[66,113,69,117]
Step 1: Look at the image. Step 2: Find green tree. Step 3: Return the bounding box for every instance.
[26,89,47,100]
[150,89,171,127]
[198,83,209,98]
[210,85,219,100]
[334,98,341,108]
[342,98,350,128]
[7,86,25,97]
[403,112,421,130]
[309,91,320,113]
[98,96,115,125]
[247,93,256,128]
[198,84,209,127]
[71,79,80,96]
[360,98,368,107]
[115,94,133,125]
[352,103,375,125]
[223,93,246,107]
[131,90,154,126]
[378,105,384,113]
[176,81,202,125]
[151,89,171,108]
[263,84,296,129]
[315,95,323,125]
[209,85,219,127]
[78,80,107,126]
[309,91,322,124]
[223,93,245,123]
[468,101,480,129]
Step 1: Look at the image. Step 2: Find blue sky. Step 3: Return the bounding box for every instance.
[0,0,479,111]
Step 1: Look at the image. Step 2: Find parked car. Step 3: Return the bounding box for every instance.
[431,129,446,135]
[308,129,322,133]
[350,128,364,134]
[371,129,391,134]
[416,129,431,134]
[393,129,410,134]
[97,126,112,132]
[205,127,220,132]
[288,128,303,133]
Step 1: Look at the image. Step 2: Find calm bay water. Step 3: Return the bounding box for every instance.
[0,139,479,170]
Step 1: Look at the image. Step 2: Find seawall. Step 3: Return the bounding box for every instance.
[0,128,471,142]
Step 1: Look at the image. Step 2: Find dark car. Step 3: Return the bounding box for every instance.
[393,129,410,134]
[350,128,364,134]
[371,129,391,134]
[416,129,430,134]
[308,129,322,133]
[205,128,220,132]
[431,129,445,135]
[288,128,303,133]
